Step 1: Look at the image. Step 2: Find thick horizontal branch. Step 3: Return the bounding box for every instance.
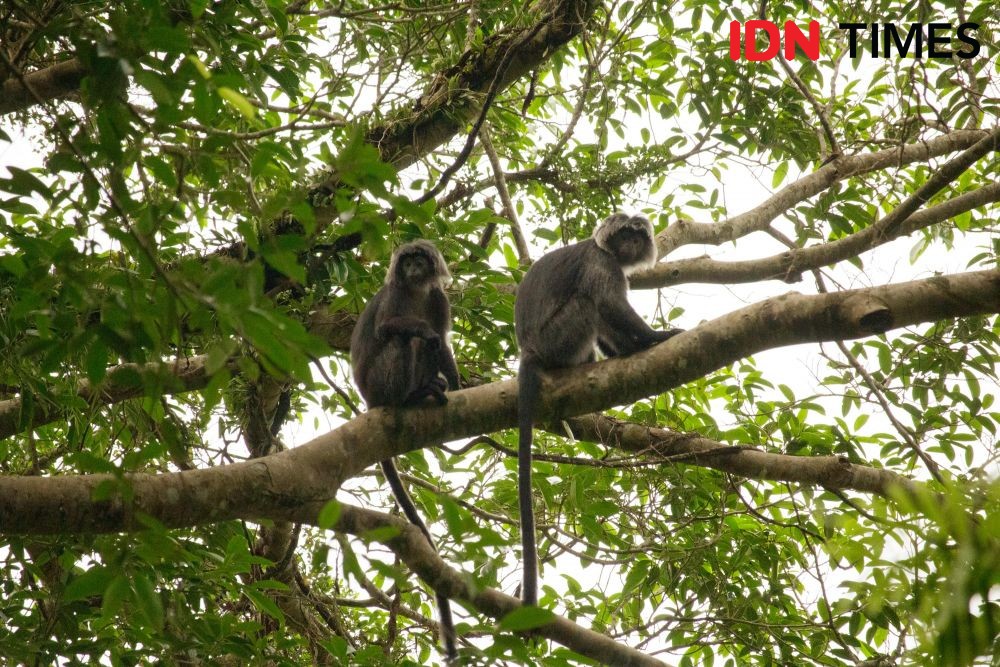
[323,505,669,667]
[634,180,1000,289]
[1,269,996,535]
[9,176,996,437]
[651,129,993,258]
[0,59,86,115]
[478,412,922,497]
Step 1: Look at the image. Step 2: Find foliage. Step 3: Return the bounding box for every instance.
[0,0,998,665]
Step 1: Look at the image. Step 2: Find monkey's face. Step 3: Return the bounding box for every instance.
[396,251,434,284]
[609,227,654,268]
[594,213,656,271]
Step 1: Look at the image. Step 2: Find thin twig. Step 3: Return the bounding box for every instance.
[479,125,531,263]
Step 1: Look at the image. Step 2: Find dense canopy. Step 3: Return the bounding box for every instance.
[0,1,998,665]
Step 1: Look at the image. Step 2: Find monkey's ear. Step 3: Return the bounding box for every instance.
[437,262,453,287]
[425,242,452,287]
[384,255,400,285]
[630,214,655,238]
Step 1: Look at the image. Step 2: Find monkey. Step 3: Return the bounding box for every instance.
[349,239,461,660]
[513,212,683,606]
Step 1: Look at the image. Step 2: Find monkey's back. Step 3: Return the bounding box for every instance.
[515,239,622,368]
[350,286,388,404]
[350,283,451,407]
[351,287,419,407]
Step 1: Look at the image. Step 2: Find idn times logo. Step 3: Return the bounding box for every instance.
[729,20,982,61]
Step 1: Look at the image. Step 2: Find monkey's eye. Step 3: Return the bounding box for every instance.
[401,255,430,275]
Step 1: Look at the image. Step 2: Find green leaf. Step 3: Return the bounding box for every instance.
[186,54,212,79]
[260,247,306,284]
[85,340,108,384]
[361,525,402,542]
[244,586,286,624]
[498,606,556,631]
[335,128,397,193]
[253,579,291,592]
[218,86,256,119]
[131,573,164,630]
[144,25,191,54]
[64,566,114,602]
[0,254,28,277]
[144,155,178,189]
[101,575,131,618]
[317,500,341,529]
[2,167,52,198]
[771,161,788,187]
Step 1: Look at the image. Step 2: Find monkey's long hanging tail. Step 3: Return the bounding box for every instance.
[380,459,459,660]
[517,360,542,607]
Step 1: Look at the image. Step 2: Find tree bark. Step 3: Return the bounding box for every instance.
[0,269,996,535]
[0,59,86,115]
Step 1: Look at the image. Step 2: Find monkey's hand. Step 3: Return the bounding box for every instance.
[653,328,684,343]
[423,331,441,350]
[377,316,439,344]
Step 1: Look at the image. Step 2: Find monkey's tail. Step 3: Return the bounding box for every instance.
[380,459,459,661]
[517,360,541,607]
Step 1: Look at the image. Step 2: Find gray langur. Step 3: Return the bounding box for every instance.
[513,213,683,606]
[350,239,461,659]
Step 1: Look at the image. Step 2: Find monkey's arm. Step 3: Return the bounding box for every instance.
[427,288,461,389]
[376,316,440,344]
[438,344,460,390]
[649,327,684,342]
[599,300,678,353]
[596,338,618,358]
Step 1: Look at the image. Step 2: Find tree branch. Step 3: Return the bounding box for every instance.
[479,125,531,263]
[465,413,923,499]
[0,308,358,441]
[0,58,86,115]
[558,415,924,500]
[1,269,996,535]
[437,136,709,211]
[776,56,840,158]
[0,355,221,440]
[651,128,993,258]
[326,504,671,667]
[308,0,598,224]
[633,180,1000,288]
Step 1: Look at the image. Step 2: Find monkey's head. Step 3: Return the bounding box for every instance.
[593,213,657,273]
[386,239,451,289]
